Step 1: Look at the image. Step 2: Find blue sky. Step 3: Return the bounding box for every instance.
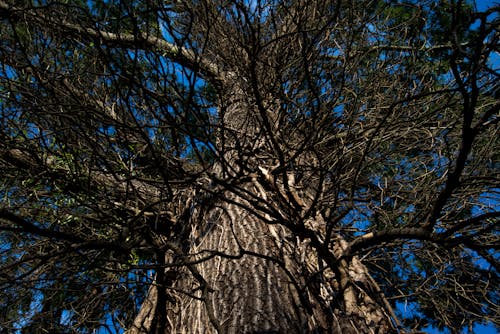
[476,0,499,11]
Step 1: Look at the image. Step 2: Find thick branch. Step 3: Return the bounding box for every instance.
[0,0,222,85]
[0,148,162,205]
[0,209,131,252]
[348,227,435,254]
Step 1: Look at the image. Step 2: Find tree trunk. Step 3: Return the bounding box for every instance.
[126,188,395,334]
[123,62,397,332]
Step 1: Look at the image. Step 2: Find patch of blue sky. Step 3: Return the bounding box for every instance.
[471,190,500,214]
[424,322,498,334]
[344,206,373,236]
[475,0,500,12]
[465,248,498,271]
[11,290,44,333]
[396,299,423,319]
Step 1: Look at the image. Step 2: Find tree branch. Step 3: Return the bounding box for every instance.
[348,227,435,254]
[0,0,223,85]
[0,209,131,252]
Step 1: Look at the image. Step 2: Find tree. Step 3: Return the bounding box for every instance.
[0,0,498,333]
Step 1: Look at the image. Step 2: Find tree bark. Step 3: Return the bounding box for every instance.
[127,185,395,333]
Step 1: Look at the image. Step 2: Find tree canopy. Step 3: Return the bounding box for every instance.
[0,0,499,333]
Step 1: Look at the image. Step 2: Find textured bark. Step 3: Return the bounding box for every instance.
[126,185,395,333]
[168,196,303,333]
[126,284,158,334]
